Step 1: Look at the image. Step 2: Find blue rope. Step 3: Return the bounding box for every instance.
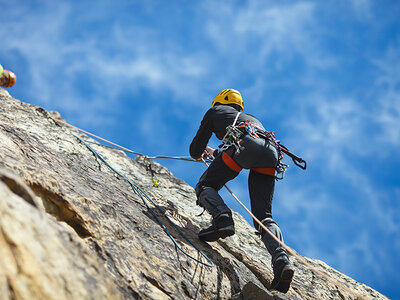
[73,134,215,268]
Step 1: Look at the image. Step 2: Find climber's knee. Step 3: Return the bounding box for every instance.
[196,186,231,218]
[195,183,206,201]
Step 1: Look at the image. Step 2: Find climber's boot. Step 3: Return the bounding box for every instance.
[269,257,295,293]
[198,213,235,242]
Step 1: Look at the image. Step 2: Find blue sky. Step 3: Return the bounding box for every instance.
[2,1,400,298]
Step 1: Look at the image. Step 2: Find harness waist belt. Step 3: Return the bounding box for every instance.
[222,152,242,172]
[251,167,276,176]
[222,152,276,176]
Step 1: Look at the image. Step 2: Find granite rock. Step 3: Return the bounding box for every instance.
[0,88,388,300]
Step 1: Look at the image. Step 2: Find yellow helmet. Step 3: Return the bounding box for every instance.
[212,89,244,111]
[2,70,16,87]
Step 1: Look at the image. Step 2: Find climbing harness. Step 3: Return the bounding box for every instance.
[220,112,304,180]
[73,134,215,268]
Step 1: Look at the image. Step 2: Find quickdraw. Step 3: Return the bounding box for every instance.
[220,125,243,154]
[238,120,261,139]
[220,112,243,154]
[144,158,160,187]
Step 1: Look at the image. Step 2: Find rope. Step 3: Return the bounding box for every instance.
[86,140,197,162]
[200,159,367,299]
[73,134,215,268]
[56,119,196,162]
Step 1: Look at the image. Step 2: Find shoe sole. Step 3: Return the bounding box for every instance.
[274,265,294,293]
[218,227,235,239]
[199,225,235,242]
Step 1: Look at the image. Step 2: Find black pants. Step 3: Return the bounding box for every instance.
[195,136,288,264]
[195,153,275,225]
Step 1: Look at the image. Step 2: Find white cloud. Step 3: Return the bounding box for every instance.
[204,1,334,70]
[286,96,369,162]
[277,73,400,276]
[350,0,373,20]
[282,89,399,226]
[2,2,216,127]
[4,3,72,103]
[95,22,212,100]
[373,42,400,148]
[330,231,385,283]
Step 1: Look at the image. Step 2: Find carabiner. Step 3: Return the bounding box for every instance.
[293,157,307,170]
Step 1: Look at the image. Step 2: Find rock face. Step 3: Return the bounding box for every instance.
[0,88,388,300]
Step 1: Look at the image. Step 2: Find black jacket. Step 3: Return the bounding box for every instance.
[190,105,265,159]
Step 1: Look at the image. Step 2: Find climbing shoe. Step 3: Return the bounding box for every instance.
[198,213,235,242]
[269,259,294,293]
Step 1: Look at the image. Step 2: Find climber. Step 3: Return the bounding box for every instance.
[0,64,17,88]
[189,89,294,293]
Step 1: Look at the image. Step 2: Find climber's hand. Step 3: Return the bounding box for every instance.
[205,146,214,156]
[196,146,214,162]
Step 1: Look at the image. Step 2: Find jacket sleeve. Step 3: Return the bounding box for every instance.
[189,109,214,159]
